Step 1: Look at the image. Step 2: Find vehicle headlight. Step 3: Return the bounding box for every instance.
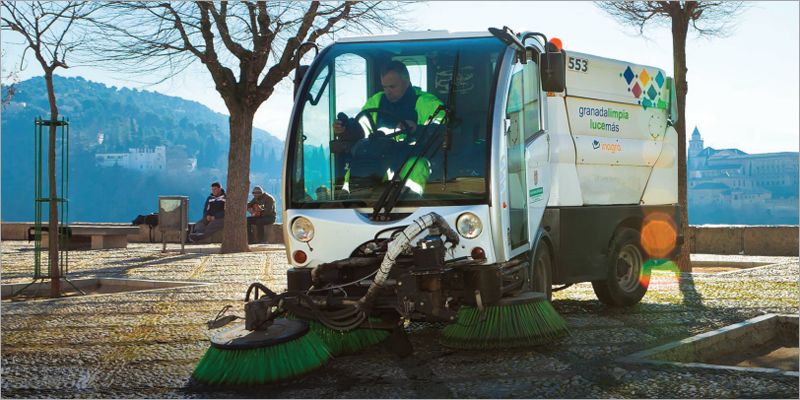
[456,212,482,239]
[291,217,315,242]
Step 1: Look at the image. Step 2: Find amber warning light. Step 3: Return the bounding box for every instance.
[549,38,562,51]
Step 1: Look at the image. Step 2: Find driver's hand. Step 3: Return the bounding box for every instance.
[333,120,345,136]
[398,120,417,134]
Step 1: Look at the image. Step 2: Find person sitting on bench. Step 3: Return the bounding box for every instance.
[189,181,226,243]
[247,185,276,244]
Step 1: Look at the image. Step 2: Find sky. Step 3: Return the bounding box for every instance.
[2,1,798,154]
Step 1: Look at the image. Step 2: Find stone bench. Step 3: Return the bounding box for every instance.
[38,225,141,249]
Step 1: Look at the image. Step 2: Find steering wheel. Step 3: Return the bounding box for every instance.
[353,108,415,141]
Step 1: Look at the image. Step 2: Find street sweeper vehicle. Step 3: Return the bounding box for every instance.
[193,27,683,386]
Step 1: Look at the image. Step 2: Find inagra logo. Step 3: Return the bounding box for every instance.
[592,140,622,154]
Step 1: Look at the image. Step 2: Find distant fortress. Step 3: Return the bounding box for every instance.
[688,127,799,215]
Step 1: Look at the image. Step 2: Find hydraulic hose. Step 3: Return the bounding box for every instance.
[356,212,459,313]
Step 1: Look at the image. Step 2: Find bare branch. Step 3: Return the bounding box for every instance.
[160,3,205,60]
[206,1,249,59]
[246,1,258,41]
[1,1,94,73]
[595,1,751,39]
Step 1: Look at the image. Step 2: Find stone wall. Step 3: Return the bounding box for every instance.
[685,225,799,256]
[2,222,796,256]
[1,222,285,246]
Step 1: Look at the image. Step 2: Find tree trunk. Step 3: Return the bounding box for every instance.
[671,10,692,273]
[44,70,61,296]
[220,109,254,253]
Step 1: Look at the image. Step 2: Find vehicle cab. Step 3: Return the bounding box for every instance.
[283,30,558,275]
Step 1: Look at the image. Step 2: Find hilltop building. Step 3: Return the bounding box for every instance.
[96,146,198,173]
[688,127,799,213]
[95,146,167,172]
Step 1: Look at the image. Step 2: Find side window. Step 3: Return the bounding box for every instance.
[505,63,528,249]
[335,54,368,118]
[296,65,332,202]
[331,54,368,196]
[523,60,541,141]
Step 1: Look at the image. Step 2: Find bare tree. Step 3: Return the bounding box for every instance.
[1,48,21,109]
[1,1,94,296]
[596,1,749,272]
[90,1,413,253]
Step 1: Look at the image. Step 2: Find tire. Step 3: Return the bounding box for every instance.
[592,228,651,307]
[531,241,553,301]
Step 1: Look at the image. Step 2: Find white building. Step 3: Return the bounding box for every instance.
[95,146,166,172]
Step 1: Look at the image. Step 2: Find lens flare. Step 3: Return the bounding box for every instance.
[641,212,677,258]
[643,259,681,287]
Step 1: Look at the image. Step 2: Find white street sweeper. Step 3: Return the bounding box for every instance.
[194,27,683,386]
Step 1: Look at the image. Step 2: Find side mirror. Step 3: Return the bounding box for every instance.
[294,65,310,96]
[540,51,565,93]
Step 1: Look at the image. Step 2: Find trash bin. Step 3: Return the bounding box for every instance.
[158,196,188,253]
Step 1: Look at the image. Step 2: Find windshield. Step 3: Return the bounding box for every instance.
[288,37,505,209]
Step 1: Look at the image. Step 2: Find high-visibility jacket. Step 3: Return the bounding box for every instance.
[361,87,444,131]
[345,87,443,195]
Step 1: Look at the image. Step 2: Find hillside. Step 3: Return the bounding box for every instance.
[1,76,285,223]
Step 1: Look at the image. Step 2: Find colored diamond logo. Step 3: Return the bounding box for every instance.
[655,71,665,88]
[657,99,667,109]
[631,82,642,98]
[647,85,658,100]
[642,98,652,110]
[640,69,650,87]
[623,66,634,85]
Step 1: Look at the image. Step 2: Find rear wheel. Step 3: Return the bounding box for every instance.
[531,242,552,301]
[592,228,651,307]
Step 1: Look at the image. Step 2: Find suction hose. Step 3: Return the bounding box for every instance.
[357,212,459,313]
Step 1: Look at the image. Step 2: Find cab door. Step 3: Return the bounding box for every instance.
[504,62,529,258]
[504,57,549,259]
[522,60,550,241]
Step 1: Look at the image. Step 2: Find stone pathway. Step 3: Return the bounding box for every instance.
[1,241,798,398]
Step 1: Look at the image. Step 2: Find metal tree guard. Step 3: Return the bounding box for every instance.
[12,117,84,298]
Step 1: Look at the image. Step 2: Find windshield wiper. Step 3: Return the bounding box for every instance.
[369,52,460,221]
[368,110,445,221]
[442,52,459,191]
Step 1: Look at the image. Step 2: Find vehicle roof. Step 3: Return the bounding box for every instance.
[336,30,493,43]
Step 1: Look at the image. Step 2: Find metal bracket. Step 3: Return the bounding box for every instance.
[474,290,486,322]
[207,305,240,330]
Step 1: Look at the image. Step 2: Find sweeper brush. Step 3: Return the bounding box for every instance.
[192,319,331,386]
[284,312,390,356]
[193,281,393,386]
[440,293,569,350]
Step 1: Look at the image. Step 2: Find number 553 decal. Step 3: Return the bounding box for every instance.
[568,57,588,73]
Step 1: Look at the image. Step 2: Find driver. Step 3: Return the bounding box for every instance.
[334,61,444,196]
[333,60,443,139]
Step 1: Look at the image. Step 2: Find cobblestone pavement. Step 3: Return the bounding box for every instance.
[1,241,798,398]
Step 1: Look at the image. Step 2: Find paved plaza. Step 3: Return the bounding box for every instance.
[1,241,798,398]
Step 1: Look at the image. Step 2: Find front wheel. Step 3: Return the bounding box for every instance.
[592,228,651,307]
